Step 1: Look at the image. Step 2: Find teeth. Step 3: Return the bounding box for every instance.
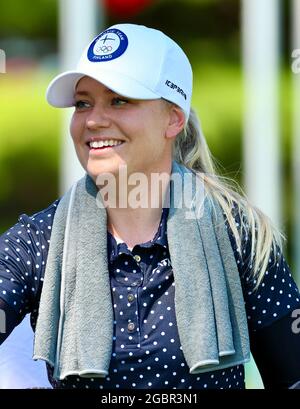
[89,140,123,148]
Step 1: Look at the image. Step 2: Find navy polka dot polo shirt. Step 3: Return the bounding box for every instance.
[0,199,300,389]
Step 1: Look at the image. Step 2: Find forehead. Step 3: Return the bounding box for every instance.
[75,76,114,95]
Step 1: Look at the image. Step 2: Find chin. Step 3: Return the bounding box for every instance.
[87,164,116,181]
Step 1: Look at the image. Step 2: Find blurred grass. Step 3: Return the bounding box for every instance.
[0,70,60,232]
[193,61,243,175]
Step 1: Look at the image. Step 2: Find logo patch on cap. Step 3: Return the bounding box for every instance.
[87,28,128,62]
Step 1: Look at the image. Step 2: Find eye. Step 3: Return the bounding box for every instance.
[74,100,91,110]
[112,97,128,106]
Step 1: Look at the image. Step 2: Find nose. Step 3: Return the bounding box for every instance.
[86,107,111,130]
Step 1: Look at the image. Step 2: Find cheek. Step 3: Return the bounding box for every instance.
[70,114,84,141]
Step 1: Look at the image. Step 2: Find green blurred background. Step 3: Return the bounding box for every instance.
[0,0,294,388]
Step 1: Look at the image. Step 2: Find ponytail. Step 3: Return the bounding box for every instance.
[173,107,284,289]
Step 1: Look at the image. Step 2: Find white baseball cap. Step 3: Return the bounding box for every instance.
[46,23,193,121]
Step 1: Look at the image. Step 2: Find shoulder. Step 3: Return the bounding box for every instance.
[0,198,61,315]
[1,198,61,255]
[1,198,61,251]
[17,198,61,233]
[221,204,300,332]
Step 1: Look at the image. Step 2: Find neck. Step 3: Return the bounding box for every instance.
[107,207,165,249]
[101,163,172,248]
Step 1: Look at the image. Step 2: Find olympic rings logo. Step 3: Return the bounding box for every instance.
[95,45,113,54]
[89,30,128,61]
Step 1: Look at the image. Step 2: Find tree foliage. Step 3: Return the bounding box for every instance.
[0,0,58,38]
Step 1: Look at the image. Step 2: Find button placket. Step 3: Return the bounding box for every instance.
[123,254,142,345]
[114,287,140,349]
[111,251,145,350]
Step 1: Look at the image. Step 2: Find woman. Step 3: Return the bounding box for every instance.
[1,23,300,390]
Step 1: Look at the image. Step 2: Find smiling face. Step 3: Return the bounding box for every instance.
[70,76,185,183]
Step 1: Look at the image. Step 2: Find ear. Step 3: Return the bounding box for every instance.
[165,105,185,140]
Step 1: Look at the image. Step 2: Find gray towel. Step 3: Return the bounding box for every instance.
[33,160,250,380]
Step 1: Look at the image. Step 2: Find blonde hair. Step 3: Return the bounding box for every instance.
[173,107,284,289]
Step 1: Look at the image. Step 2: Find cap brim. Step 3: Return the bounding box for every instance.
[46,67,161,107]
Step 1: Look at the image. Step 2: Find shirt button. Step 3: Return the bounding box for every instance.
[134,255,141,263]
[127,294,135,302]
[128,322,135,332]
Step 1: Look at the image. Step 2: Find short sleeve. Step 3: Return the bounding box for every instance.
[0,215,47,320]
[240,242,300,331]
[225,207,300,332]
